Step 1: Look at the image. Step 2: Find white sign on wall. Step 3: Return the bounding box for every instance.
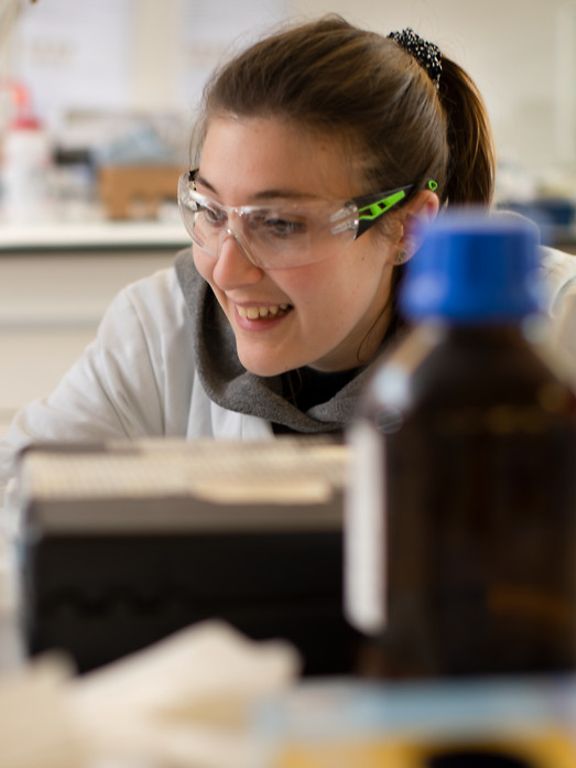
[11,0,290,130]
[14,0,134,128]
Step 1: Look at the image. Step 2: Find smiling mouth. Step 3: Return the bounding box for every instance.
[236,303,293,320]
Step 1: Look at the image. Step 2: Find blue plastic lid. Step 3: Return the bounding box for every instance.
[400,211,545,322]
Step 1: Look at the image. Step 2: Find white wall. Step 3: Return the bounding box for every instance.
[290,0,574,176]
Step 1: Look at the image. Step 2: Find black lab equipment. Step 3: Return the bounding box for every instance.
[15,438,360,675]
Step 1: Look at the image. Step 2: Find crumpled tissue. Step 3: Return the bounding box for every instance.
[0,621,300,768]
[70,620,300,767]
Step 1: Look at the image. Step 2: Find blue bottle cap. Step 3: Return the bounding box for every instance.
[400,211,545,322]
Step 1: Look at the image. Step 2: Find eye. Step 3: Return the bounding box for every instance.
[198,202,226,227]
[252,211,307,239]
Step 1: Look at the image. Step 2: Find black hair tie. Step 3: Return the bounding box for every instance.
[388,28,442,89]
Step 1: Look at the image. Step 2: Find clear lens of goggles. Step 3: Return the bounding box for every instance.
[178,175,358,269]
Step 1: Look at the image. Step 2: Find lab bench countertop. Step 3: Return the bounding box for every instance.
[0,220,191,253]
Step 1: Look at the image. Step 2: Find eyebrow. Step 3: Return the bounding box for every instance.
[195,171,320,203]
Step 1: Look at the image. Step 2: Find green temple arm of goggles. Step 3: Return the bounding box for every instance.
[353,178,439,238]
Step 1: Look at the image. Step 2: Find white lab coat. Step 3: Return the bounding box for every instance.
[1,245,576,501]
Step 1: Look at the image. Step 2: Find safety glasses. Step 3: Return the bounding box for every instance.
[178,170,438,269]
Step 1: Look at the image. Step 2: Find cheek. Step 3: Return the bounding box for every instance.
[286,263,362,325]
[312,252,392,331]
[192,250,216,286]
[302,254,378,306]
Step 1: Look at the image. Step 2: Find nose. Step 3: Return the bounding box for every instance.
[212,229,264,289]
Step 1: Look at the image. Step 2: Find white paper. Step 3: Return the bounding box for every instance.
[14,0,133,124]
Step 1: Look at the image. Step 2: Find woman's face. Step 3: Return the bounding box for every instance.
[193,115,399,376]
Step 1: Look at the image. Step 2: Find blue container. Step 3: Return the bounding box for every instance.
[400,212,544,322]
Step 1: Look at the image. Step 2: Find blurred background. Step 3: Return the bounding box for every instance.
[2,0,576,224]
[1,0,576,434]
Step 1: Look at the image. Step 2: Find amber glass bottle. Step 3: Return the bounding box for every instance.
[345,213,576,678]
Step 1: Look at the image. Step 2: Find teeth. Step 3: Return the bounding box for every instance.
[237,304,291,319]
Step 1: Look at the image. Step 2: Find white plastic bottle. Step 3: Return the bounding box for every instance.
[1,84,53,224]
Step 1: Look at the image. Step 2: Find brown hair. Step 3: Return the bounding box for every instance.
[195,14,495,207]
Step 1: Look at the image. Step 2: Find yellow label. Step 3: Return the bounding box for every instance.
[275,730,576,768]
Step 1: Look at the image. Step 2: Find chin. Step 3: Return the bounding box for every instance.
[241,359,290,378]
[237,349,294,378]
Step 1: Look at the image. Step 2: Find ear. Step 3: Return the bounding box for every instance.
[398,190,440,263]
[406,188,440,221]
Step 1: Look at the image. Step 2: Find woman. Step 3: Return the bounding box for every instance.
[1,16,574,491]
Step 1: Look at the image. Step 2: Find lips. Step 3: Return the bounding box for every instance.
[236,303,292,319]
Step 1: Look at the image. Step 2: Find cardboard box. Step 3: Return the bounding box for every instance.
[98,164,183,220]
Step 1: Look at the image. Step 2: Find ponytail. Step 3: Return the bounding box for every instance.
[438,57,495,205]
